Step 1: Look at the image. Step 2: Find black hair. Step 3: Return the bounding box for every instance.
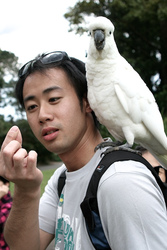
[15,52,99,128]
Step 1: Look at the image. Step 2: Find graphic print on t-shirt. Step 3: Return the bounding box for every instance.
[55,193,81,249]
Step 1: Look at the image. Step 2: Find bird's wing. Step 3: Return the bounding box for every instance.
[114,59,166,144]
[113,57,152,122]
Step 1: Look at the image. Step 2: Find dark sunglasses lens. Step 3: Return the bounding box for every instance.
[41,52,67,64]
[19,51,69,78]
[19,61,32,77]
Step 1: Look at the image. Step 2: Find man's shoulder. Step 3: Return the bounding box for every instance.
[99,159,155,188]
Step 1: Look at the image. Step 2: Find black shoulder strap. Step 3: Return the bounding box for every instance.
[58,170,66,197]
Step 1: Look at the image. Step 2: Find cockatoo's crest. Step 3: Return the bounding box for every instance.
[89,16,115,35]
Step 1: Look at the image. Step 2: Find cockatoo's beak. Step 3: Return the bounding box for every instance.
[94,29,105,50]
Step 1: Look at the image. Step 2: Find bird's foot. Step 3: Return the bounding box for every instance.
[100,142,142,157]
[95,140,122,152]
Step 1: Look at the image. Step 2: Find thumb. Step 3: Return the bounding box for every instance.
[14,126,22,145]
[1,126,22,151]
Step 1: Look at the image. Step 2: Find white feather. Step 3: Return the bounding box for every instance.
[86,16,167,168]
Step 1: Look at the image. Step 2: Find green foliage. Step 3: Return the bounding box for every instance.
[0,49,20,111]
[164,117,167,134]
[40,169,56,196]
[0,49,19,78]
[0,115,13,143]
[64,0,110,34]
[99,124,111,139]
[65,0,167,115]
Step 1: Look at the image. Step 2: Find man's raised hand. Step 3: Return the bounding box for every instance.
[0,126,43,194]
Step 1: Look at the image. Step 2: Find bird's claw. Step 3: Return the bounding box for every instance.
[101,145,142,157]
[95,140,142,157]
[95,140,122,152]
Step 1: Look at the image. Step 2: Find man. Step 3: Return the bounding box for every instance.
[0,51,167,250]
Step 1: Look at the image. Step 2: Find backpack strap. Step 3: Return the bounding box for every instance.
[58,170,66,197]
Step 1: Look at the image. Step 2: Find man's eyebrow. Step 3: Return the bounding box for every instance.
[24,86,62,103]
[43,86,62,94]
[24,95,35,103]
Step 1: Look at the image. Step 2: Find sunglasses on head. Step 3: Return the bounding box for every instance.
[18,51,71,78]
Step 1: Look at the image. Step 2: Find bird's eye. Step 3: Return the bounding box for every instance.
[88,31,91,36]
[109,31,112,35]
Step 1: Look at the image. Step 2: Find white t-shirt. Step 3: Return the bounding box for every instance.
[39,148,167,249]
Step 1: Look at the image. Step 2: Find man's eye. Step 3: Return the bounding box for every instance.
[49,97,60,103]
[27,104,37,111]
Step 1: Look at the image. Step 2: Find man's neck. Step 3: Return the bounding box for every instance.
[59,131,103,172]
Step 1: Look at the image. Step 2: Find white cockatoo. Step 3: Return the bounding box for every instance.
[86,16,167,169]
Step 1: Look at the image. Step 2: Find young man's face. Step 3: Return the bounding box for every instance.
[23,68,91,156]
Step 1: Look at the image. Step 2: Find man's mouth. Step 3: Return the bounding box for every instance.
[44,130,56,135]
[42,128,59,141]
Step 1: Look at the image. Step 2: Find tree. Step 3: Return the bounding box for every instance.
[0,49,20,114]
[0,49,19,78]
[64,0,167,115]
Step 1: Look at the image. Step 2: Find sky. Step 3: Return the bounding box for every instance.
[0,0,90,119]
[0,0,89,64]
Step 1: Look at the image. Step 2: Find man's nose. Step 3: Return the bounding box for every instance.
[38,105,54,124]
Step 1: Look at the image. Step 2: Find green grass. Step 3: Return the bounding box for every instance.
[40,169,56,196]
[10,169,56,197]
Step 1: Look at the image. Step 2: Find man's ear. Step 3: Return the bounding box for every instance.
[84,98,92,113]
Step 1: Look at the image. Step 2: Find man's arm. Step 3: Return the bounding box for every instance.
[40,230,54,250]
[0,126,44,250]
[5,187,41,250]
